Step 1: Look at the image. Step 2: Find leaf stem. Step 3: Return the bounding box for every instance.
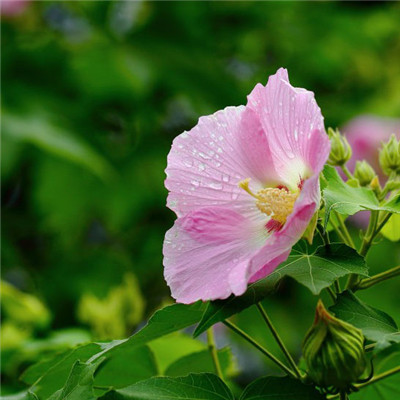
[256,303,302,379]
[356,365,400,388]
[355,265,400,291]
[223,320,297,379]
[334,211,355,248]
[341,165,353,180]
[206,327,224,380]
[326,286,337,301]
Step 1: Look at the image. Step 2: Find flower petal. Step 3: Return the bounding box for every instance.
[246,174,321,283]
[246,68,328,187]
[163,207,267,303]
[165,106,280,217]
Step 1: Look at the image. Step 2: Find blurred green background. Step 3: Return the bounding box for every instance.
[2,0,400,395]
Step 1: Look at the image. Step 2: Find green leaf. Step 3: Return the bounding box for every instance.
[2,110,114,181]
[351,344,400,400]
[100,373,234,400]
[94,344,158,389]
[148,333,206,374]
[50,358,104,400]
[381,214,400,242]
[193,279,275,337]
[330,291,400,351]
[322,165,400,228]
[165,347,236,378]
[239,376,324,400]
[23,343,102,399]
[0,391,39,400]
[265,242,368,295]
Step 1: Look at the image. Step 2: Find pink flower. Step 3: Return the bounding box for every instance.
[1,0,30,16]
[163,68,330,304]
[343,115,400,180]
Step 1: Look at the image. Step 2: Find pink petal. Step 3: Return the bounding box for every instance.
[246,68,328,186]
[165,106,280,217]
[246,174,321,283]
[163,206,267,303]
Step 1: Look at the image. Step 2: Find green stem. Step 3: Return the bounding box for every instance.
[334,211,355,248]
[326,286,337,301]
[364,343,375,352]
[223,320,297,379]
[346,210,379,289]
[341,165,353,180]
[334,279,341,293]
[339,391,348,400]
[356,365,400,389]
[355,265,400,291]
[256,303,302,379]
[206,327,223,379]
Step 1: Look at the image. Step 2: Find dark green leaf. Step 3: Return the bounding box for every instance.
[265,242,367,295]
[193,279,275,337]
[100,373,234,400]
[351,344,400,400]
[165,347,236,378]
[322,165,400,228]
[330,291,400,351]
[95,344,158,389]
[240,376,324,400]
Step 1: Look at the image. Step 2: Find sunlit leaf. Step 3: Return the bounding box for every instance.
[381,214,400,242]
[322,165,400,228]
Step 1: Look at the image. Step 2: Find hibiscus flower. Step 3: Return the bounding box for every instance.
[163,68,330,304]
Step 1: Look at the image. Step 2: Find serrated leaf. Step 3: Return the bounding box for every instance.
[100,373,234,400]
[239,376,324,400]
[322,165,400,228]
[165,347,236,378]
[330,291,400,352]
[265,242,368,295]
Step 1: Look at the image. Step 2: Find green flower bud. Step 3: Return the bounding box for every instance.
[379,134,400,176]
[302,300,366,390]
[327,128,352,166]
[354,160,376,186]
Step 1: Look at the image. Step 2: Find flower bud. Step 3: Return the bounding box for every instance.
[379,134,400,175]
[327,128,352,166]
[302,300,366,389]
[354,160,376,186]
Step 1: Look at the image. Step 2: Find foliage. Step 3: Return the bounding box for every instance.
[2,1,400,399]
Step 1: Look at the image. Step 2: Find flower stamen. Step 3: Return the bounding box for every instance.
[239,178,299,224]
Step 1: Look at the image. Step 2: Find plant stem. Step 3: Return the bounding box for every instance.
[356,365,400,388]
[339,391,348,400]
[334,279,341,293]
[364,343,375,352]
[326,286,337,301]
[206,327,223,379]
[223,320,297,379]
[346,210,379,290]
[256,303,302,379]
[334,211,355,248]
[355,265,400,291]
[341,165,353,180]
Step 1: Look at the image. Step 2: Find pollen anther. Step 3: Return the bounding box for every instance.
[239,179,299,224]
